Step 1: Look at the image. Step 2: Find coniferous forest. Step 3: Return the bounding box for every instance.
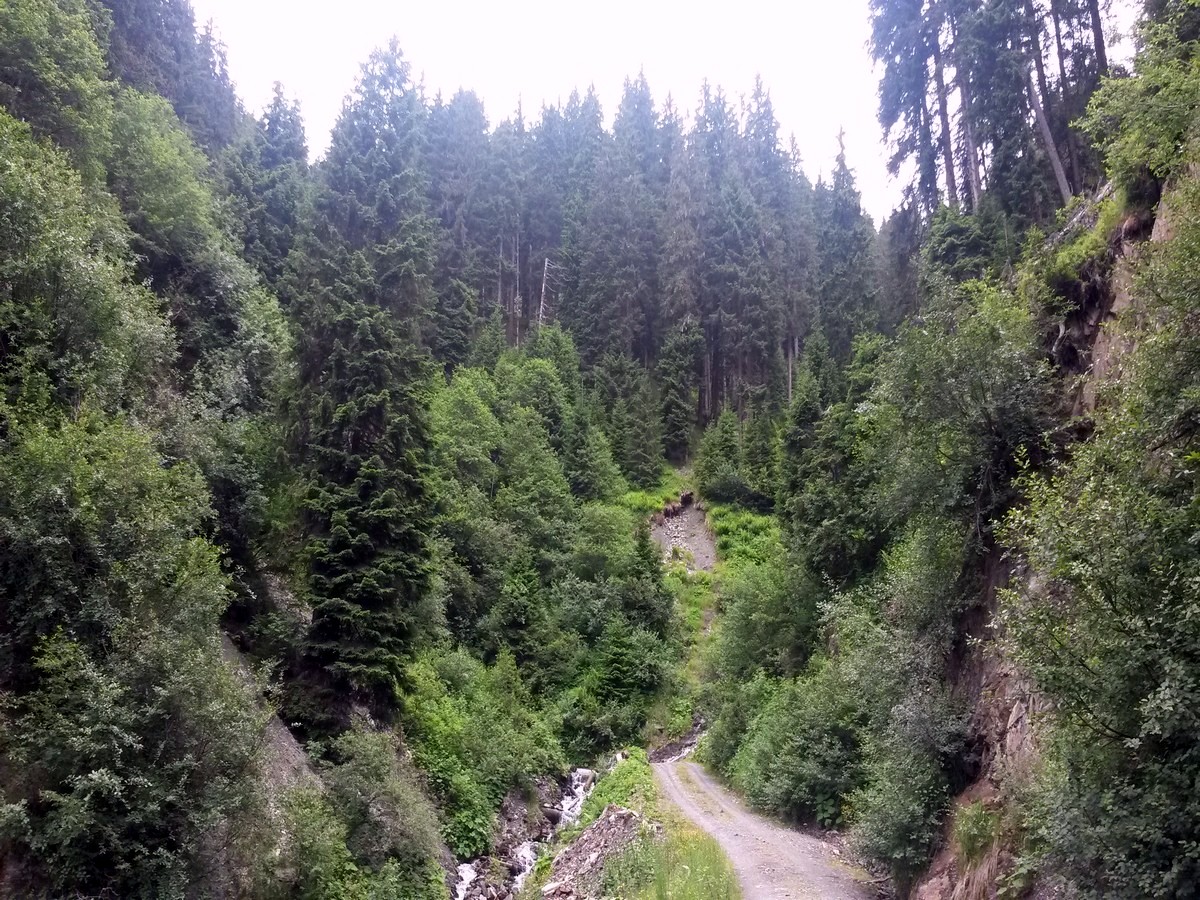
[2,0,1200,897]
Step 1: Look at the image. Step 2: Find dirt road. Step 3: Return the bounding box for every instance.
[653,760,877,900]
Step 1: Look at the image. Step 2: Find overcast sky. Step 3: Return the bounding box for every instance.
[189,0,1138,224]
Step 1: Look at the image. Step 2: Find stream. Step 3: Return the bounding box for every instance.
[453,766,598,900]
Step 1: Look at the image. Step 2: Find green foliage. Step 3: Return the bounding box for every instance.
[494,404,575,562]
[0,416,266,898]
[296,267,436,722]
[0,0,113,181]
[1081,10,1200,195]
[712,551,819,678]
[0,110,171,418]
[277,786,447,900]
[657,321,702,463]
[869,281,1050,527]
[694,409,741,495]
[108,88,221,260]
[705,504,781,568]
[953,801,1001,867]
[600,828,741,900]
[562,398,626,502]
[402,650,566,857]
[999,170,1200,896]
[323,728,445,876]
[728,663,864,827]
[619,469,688,516]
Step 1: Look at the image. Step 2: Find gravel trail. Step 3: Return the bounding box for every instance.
[652,760,876,900]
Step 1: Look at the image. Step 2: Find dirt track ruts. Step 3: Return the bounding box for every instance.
[653,760,876,900]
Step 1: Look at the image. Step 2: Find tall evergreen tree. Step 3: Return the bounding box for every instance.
[295,251,434,722]
[813,140,879,361]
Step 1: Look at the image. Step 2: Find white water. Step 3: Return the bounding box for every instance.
[558,767,595,826]
[456,765,598,897]
[510,840,540,892]
[453,862,478,900]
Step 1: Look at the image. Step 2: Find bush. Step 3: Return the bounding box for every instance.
[402,650,565,857]
[728,662,864,827]
[953,801,1001,867]
[849,690,965,893]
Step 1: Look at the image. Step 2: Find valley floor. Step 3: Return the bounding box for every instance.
[653,760,876,900]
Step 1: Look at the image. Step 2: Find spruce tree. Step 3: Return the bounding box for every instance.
[625,373,664,488]
[658,319,702,463]
[814,141,879,361]
[296,251,434,721]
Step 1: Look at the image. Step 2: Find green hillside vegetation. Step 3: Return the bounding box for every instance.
[1,0,1199,897]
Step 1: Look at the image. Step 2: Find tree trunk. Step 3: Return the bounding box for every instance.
[952,25,983,208]
[1024,0,1052,112]
[1087,0,1108,75]
[931,35,960,210]
[1025,0,1072,193]
[1027,69,1072,206]
[1050,0,1069,90]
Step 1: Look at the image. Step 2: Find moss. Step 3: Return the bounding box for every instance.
[1019,189,1127,318]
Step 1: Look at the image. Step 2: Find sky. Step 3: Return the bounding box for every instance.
[189,0,1140,225]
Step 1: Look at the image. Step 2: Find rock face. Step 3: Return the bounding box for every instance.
[540,805,649,899]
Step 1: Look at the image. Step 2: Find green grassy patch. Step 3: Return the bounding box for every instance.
[601,826,741,900]
[620,469,689,516]
[706,503,782,569]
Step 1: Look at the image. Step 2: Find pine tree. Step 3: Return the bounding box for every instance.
[318,40,436,332]
[562,398,625,501]
[814,141,879,361]
[695,408,742,495]
[295,250,434,721]
[625,372,664,488]
[658,319,702,463]
[741,401,779,500]
[222,83,309,292]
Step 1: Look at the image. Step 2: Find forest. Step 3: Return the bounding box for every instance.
[0,0,1198,897]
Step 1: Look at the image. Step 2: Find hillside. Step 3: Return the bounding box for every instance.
[1,0,1199,898]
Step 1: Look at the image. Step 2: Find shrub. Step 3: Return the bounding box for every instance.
[953,801,1001,867]
[729,662,865,827]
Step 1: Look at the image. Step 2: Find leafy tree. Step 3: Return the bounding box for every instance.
[0,0,113,181]
[0,416,263,898]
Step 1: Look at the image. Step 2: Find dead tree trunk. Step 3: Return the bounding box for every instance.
[1027,69,1073,206]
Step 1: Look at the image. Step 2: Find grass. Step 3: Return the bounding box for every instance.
[620,468,689,516]
[601,826,741,900]
[705,502,782,569]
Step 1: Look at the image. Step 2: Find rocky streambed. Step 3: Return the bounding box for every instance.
[453,766,599,900]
